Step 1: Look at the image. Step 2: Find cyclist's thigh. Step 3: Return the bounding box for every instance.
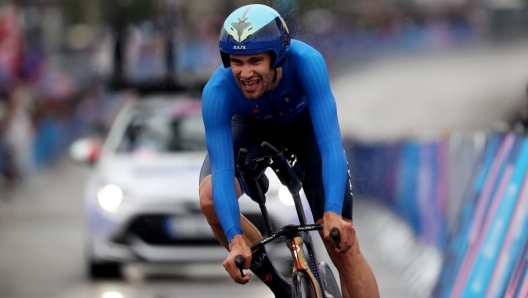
[198,154,211,185]
[287,110,353,222]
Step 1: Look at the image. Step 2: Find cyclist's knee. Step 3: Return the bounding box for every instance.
[325,235,363,270]
[199,176,243,222]
[199,176,217,221]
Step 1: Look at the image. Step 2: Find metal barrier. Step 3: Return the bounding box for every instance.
[346,131,528,297]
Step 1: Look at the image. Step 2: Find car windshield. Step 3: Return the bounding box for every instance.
[117,104,206,153]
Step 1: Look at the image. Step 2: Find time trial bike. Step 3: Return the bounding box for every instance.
[235,141,343,298]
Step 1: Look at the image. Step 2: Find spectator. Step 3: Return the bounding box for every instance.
[1,84,35,183]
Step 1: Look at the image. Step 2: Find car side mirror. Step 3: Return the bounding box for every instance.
[68,137,102,166]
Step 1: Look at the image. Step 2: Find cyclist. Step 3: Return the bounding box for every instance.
[199,4,380,298]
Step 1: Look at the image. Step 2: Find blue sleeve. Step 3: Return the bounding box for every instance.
[202,80,242,243]
[297,53,348,215]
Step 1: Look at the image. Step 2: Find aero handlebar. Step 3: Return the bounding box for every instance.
[234,227,341,277]
[234,141,342,278]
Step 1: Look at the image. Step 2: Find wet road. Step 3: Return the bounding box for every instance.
[0,159,268,298]
[0,158,428,298]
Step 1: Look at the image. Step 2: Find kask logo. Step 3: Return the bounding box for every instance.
[234,45,246,50]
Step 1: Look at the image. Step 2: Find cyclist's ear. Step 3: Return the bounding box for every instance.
[268,51,276,68]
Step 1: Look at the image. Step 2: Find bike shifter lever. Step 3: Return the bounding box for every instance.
[237,148,248,168]
[235,255,246,277]
[330,228,341,250]
[261,141,279,155]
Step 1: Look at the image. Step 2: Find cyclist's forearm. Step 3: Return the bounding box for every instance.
[298,53,348,214]
[319,139,348,215]
[212,169,243,243]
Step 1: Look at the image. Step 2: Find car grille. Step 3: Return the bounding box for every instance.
[115,212,278,246]
[127,215,219,245]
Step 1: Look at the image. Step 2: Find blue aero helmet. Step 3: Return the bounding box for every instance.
[219,4,290,69]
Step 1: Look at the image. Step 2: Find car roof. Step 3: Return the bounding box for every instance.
[100,93,203,156]
[131,93,202,113]
[134,93,200,106]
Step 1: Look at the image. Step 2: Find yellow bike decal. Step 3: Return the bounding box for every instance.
[288,237,323,298]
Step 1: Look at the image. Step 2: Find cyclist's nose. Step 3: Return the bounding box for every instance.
[239,65,255,80]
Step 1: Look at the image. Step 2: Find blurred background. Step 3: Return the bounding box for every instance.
[0,0,528,297]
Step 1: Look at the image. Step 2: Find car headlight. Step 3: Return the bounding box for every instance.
[97,184,124,213]
[278,185,295,206]
[101,292,123,298]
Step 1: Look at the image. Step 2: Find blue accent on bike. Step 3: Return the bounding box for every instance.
[308,247,326,298]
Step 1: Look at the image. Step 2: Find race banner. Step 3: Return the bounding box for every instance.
[433,133,502,297]
[460,136,528,297]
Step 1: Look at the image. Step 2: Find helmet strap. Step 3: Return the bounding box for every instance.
[272,68,277,84]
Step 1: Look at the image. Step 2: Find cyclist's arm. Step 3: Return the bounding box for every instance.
[298,53,348,215]
[202,82,242,243]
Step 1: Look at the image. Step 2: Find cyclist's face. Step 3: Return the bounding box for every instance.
[230,52,275,100]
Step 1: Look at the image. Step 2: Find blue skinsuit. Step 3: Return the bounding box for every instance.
[202,39,348,243]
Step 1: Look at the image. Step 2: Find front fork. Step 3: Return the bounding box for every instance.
[287,233,326,298]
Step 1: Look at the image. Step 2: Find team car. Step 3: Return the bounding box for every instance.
[73,93,303,279]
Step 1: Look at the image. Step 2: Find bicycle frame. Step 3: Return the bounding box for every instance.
[236,142,341,298]
[247,214,327,298]
[289,232,325,298]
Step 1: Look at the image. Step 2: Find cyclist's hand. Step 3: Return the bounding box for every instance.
[323,212,356,254]
[224,234,252,284]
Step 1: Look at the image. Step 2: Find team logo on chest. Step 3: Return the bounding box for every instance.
[282,94,291,103]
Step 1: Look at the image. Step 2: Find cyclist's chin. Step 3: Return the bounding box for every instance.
[241,89,264,100]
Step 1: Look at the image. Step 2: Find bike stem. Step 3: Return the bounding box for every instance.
[293,192,307,226]
[258,203,274,237]
[260,142,307,226]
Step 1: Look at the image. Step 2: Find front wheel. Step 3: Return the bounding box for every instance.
[319,261,342,298]
[292,271,317,298]
[85,240,122,280]
[88,258,122,280]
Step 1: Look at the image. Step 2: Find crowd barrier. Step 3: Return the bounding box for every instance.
[346,137,453,250]
[346,131,528,297]
[433,132,528,298]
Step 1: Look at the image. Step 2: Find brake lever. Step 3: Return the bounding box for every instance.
[330,228,341,250]
[235,255,246,277]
